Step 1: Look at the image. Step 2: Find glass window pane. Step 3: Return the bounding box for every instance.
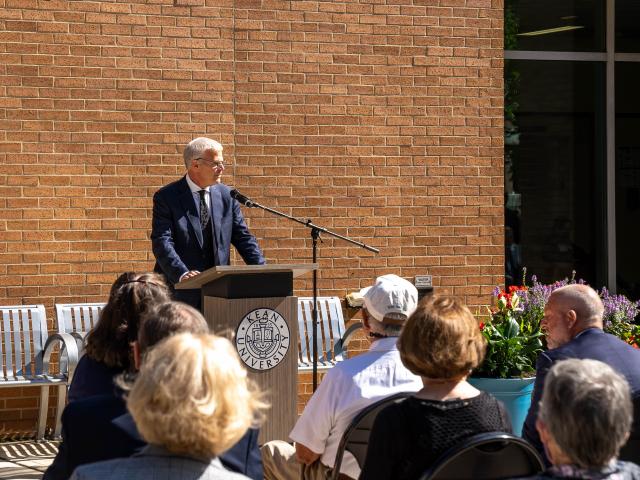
[616,1,640,53]
[616,62,640,299]
[506,0,605,52]
[505,60,606,287]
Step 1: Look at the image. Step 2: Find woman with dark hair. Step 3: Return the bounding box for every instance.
[67,272,169,402]
[359,295,512,480]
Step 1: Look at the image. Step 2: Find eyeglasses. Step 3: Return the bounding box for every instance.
[194,158,228,169]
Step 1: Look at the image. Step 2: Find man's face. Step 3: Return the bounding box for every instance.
[189,147,225,187]
[541,295,574,349]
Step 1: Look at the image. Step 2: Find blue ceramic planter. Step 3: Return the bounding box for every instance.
[468,377,536,436]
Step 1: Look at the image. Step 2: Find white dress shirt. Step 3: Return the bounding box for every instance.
[288,336,422,479]
[185,174,211,214]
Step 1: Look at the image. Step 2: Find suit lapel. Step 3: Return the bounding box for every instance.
[177,177,203,248]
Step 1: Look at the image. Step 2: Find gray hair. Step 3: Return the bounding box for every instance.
[366,313,403,337]
[539,358,632,468]
[182,137,222,169]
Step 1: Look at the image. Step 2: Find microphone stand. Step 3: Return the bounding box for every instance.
[231,190,379,391]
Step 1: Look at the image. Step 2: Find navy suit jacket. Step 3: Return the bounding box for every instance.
[43,394,145,480]
[151,178,265,306]
[522,328,640,461]
[43,393,263,480]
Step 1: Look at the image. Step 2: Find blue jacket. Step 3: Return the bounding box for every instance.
[67,356,123,403]
[523,328,640,461]
[43,393,145,480]
[151,178,264,306]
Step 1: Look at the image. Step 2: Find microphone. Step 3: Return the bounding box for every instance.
[230,189,255,208]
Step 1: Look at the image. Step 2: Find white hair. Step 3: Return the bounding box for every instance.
[183,137,222,169]
[539,358,632,468]
[364,308,403,337]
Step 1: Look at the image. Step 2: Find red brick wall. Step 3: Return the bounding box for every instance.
[0,0,504,438]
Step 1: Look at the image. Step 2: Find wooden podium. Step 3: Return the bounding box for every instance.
[176,263,317,442]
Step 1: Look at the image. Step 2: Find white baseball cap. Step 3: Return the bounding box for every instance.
[361,274,418,324]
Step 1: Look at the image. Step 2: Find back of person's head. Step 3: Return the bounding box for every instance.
[539,358,632,468]
[549,284,604,329]
[398,295,486,380]
[138,301,209,357]
[127,333,266,459]
[362,274,419,337]
[85,272,169,369]
[108,271,137,301]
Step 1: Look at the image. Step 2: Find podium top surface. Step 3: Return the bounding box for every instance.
[175,263,318,290]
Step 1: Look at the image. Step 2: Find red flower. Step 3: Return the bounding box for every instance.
[507,285,528,293]
[479,322,485,331]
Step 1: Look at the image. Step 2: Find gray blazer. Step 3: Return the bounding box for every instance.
[69,445,250,480]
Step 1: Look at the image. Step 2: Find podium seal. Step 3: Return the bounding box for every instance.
[235,308,290,371]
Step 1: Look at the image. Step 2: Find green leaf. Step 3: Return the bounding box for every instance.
[505,317,520,338]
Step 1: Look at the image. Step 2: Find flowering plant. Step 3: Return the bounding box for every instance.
[474,283,544,378]
[474,271,640,378]
[601,287,640,348]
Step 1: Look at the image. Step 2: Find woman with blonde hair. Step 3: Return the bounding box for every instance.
[359,295,512,480]
[70,333,266,480]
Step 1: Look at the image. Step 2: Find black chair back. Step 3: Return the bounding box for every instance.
[619,395,640,463]
[420,432,544,480]
[331,392,412,480]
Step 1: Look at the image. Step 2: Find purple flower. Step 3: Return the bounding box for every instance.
[480,270,639,378]
[600,287,640,328]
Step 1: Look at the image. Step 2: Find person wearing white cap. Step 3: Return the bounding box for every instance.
[261,274,423,480]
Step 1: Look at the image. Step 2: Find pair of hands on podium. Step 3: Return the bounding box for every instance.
[179,270,201,282]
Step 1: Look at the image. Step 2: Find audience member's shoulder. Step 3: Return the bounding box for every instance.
[474,390,505,406]
[617,460,640,478]
[64,393,126,421]
[71,455,252,480]
[325,357,356,380]
[70,457,127,479]
[375,396,412,424]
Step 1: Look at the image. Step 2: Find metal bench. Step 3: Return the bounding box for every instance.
[297,297,362,370]
[55,299,356,372]
[55,302,106,352]
[0,305,78,439]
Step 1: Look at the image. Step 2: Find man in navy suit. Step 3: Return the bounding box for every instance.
[523,284,640,462]
[151,137,265,309]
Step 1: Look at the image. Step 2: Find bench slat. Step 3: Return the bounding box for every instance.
[297,297,348,371]
[21,308,31,378]
[55,303,106,336]
[4,309,14,378]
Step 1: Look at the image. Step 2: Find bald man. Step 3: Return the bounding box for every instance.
[523,284,640,462]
